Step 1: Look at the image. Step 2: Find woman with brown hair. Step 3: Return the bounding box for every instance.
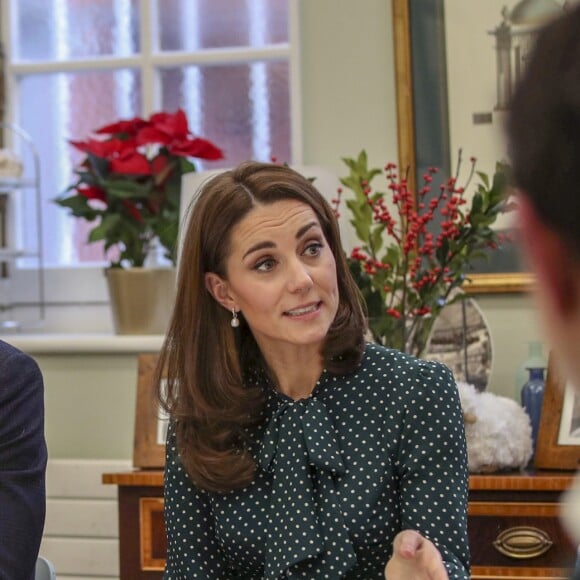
[156,161,470,579]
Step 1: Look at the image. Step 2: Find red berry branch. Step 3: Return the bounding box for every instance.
[334,150,511,356]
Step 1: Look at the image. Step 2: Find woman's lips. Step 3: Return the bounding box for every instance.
[284,301,322,317]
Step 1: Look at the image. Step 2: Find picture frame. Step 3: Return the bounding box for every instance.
[535,353,580,470]
[391,0,535,294]
[133,353,168,469]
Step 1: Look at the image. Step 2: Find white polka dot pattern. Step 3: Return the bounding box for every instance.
[163,343,471,579]
[258,397,356,577]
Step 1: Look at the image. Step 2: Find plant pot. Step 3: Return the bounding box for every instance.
[105,267,176,335]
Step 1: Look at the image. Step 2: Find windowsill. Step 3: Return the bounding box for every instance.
[3,333,164,354]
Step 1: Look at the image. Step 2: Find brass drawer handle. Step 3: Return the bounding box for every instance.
[493,526,553,559]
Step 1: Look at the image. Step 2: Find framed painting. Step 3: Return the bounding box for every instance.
[389,0,565,293]
[535,353,580,470]
[133,353,168,469]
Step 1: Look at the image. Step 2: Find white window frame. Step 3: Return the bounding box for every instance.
[0,0,303,332]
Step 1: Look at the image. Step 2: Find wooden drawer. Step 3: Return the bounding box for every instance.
[139,497,166,573]
[117,483,164,579]
[468,484,577,579]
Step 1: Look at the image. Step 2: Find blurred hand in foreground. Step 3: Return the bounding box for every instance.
[384,530,449,580]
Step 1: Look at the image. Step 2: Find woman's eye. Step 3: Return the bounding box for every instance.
[254,258,276,272]
[304,242,323,257]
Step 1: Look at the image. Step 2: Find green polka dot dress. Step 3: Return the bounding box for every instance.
[163,343,471,579]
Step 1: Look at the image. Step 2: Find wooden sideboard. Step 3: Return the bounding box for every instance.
[103,471,165,580]
[468,471,576,579]
[103,470,578,579]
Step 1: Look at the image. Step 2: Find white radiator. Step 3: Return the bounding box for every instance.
[40,459,132,580]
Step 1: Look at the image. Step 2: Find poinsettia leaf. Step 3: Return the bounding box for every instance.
[155,221,179,260]
[88,214,121,243]
[150,157,177,186]
[87,152,111,180]
[74,170,99,186]
[178,156,197,175]
[104,180,153,199]
[54,194,88,210]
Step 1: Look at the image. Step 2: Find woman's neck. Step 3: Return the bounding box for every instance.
[260,346,324,401]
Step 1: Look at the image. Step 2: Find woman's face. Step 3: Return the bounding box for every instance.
[207,199,339,356]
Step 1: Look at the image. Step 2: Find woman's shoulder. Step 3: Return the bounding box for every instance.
[359,342,455,391]
[361,342,445,370]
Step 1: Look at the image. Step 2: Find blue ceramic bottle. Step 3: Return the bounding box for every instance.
[515,341,546,400]
[521,367,546,452]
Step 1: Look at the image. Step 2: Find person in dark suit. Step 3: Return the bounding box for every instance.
[506,4,580,578]
[0,339,48,580]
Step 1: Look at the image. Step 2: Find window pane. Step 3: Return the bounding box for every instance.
[8,0,293,269]
[14,0,140,61]
[157,0,288,51]
[18,70,142,266]
[160,61,291,168]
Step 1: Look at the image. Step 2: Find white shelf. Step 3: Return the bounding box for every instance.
[0,248,36,259]
[5,333,165,354]
[0,177,36,189]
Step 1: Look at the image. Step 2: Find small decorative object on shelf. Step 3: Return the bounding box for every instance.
[334,150,511,357]
[0,122,45,332]
[521,366,546,453]
[515,341,546,400]
[0,148,23,178]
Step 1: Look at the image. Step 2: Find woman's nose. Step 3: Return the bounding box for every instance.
[286,259,313,293]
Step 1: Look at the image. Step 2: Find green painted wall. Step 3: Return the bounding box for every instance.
[39,354,138,459]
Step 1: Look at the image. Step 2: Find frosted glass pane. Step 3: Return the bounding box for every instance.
[157,0,288,51]
[160,61,291,169]
[18,70,142,266]
[14,0,140,61]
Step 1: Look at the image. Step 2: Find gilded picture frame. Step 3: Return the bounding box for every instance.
[391,0,533,294]
[535,353,580,470]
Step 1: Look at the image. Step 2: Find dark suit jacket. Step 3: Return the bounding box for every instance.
[0,340,47,580]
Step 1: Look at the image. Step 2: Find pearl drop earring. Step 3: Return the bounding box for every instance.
[231,308,240,328]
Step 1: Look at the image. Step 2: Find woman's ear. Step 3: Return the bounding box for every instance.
[205,272,236,310]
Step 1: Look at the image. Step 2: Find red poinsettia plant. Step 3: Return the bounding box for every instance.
[55,109,223,268]
[334,150,511,357]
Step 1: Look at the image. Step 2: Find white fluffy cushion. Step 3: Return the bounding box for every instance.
[457,381,534,473]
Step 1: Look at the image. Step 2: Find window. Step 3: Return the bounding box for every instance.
[1,0,300,317]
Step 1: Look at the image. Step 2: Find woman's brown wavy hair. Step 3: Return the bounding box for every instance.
[156,161,366,493]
